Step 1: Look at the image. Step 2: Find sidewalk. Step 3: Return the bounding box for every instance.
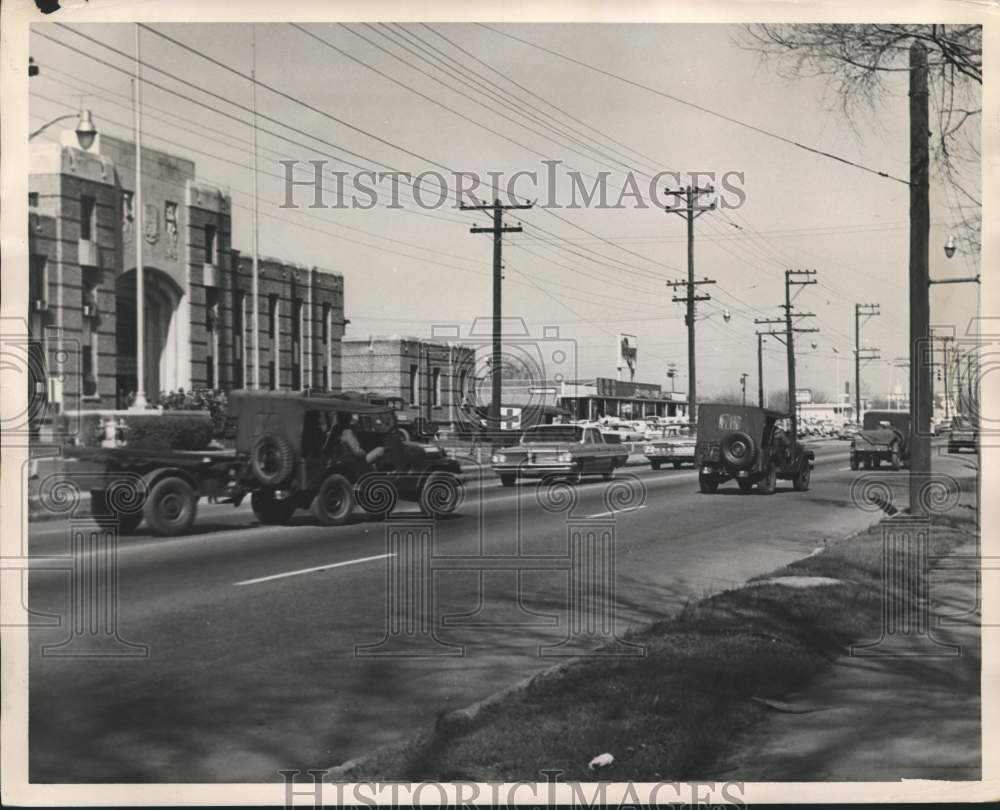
[723,538,981,781]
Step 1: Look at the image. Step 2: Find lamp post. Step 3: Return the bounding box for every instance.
[29,107,97,148]
[130,24,149,410]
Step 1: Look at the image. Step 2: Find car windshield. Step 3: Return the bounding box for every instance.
[522,426,582,443]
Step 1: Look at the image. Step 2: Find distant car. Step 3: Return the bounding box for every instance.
[643,425,697,469]
[838,423,861,441]
[948,418,978,453]
[935,417,953,437]
[695,404,814,494]
[850,411,910,471]
[491,424,628,486]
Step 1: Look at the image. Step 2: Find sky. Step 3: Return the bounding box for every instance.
[29,22,981,401]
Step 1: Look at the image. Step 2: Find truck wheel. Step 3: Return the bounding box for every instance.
[251,490,296,525]
[793,463,812,492]
[698,472,719,494]
[650,461,662,470]
[499,473,516,487]
[737,479,754,493]
[311,474,354,526]
[397,428,411,443]
[143,476,197,537]
[90,489,143,534]
[850,456,860,471]
[890,449,901,471]
[757,464,777,495]
[420,471,463,517]
[673,461,683,469]
[250,433,296,488]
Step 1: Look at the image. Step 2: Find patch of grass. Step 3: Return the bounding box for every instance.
[344,510,974,782]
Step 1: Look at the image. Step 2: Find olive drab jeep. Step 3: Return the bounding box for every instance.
[694,404,815,494]
[226,391,463,526]
[850,410,911,471]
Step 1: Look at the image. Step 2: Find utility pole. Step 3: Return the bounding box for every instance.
[782,270,818,439]
[909,40,931,513]
[740,372,748,405]
[664,184,716,423]
[756,332,765,407]
[461,198,532,433]
[855,303,881,422]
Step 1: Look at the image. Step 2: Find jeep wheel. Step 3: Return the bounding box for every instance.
[850,456,860,471]
[143,476,197,537]
[890,449,901,472]
[251,490,297,525]
[419,471,463,517]
[250,433,297,488]
[737,479,754,493]
[672,461,683,469]
[793,463,812,492]
[397,427,412,443]
[91,489,144,534]
[698,472,719,494]
[311,474,354,526]
[499,473,516,487]
[757,464,777,495]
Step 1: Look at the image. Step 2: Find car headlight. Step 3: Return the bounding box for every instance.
[558,452,574,463]
[492,453,506,464]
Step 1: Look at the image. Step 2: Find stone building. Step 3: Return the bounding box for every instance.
[27,130,346,416]
[341,336,476,431]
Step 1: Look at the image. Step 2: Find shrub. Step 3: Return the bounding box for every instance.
[159,388,229,436]
[122,413,213,451]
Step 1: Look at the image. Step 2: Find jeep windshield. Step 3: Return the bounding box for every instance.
[521,426,583,443]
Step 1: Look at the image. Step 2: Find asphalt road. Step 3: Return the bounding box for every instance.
[24,443,976,782]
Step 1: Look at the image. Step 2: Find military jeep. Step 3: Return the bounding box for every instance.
[850,410,910,470]
[695,404,815,494]
[227,391,462,526]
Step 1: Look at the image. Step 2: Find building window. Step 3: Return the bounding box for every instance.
[80,195,96,241]
[205,224,218,265]
[28,192,39,208]
[291,295,303,390]
[205,287,220,389]
[80,266,100,398]
[234,291,245,389]
[269,294,280,390]
[323,304,333,391]
[432,367,441,406]
[409,363,419,405]
[459,369,468,399]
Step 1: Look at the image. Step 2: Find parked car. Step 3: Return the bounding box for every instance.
[948,417,978,453]
[695,404,814,494]
[230,391,463,526]
[491,424,628,486]
[934,417,953,437]
[850,410,910,470]
[643,425,697,469]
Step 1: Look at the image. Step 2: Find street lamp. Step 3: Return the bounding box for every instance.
[944,234,956,259]
[29,107,97,149]
[722,308,732,323]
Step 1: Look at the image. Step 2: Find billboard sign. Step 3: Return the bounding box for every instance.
[617,333,637,382]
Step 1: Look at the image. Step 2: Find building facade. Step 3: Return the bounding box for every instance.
[27,131,346,416]
[341,336,476,430]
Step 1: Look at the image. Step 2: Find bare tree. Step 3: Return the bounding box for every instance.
[739,24,982,251]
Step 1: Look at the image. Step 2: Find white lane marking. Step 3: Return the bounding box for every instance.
[234,553,395,586]
[585,505,647,519]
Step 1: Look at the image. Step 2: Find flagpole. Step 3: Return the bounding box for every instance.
[131,24,148,409]
[250,23,261,390]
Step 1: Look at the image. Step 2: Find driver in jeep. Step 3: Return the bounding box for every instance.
[325,411,385,470]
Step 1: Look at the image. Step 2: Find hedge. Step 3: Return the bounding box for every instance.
[122,413,214,451]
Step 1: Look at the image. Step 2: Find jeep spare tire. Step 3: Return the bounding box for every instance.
[250,433,296,487]
[720,431,757,469]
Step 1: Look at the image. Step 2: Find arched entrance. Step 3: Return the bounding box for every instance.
[115,268,187,407]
